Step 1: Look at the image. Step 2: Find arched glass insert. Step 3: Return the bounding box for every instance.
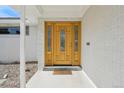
[60,28,65,51]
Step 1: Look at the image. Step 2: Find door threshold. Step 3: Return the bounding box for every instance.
[43,66,82,71]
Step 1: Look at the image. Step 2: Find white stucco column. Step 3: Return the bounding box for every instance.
[37,18,45,70]
[20,6,26,88]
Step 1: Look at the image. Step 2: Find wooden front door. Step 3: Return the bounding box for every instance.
[45,21,81,66]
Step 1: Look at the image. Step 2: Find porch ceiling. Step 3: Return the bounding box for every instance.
[10,5,89,25]
[40,5,89,18]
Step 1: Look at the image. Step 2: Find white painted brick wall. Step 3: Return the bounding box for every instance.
[82,5,124,87]
[37,21,44,70]
[0,26,37,63]
[25,26,37,61]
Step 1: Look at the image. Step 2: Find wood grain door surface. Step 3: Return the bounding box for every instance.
[45,22,81,66]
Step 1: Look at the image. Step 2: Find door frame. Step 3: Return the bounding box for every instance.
[44,21,82,66]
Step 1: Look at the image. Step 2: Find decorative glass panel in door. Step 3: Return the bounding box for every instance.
[74,26,78,51]
[60,28,65,51]
[48,26,52,51]
[45,23,53,66]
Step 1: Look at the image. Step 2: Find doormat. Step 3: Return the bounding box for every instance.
[53,70,72,75]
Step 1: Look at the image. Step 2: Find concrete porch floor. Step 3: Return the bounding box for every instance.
[26,70,95,88]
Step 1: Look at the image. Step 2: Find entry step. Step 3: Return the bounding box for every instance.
[43,66,82,71]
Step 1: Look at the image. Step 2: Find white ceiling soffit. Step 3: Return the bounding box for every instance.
[10,5,90,25]
[10,5,41,25]
[40,5,90,18]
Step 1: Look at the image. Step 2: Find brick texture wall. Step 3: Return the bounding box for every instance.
[82,6,124,87]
